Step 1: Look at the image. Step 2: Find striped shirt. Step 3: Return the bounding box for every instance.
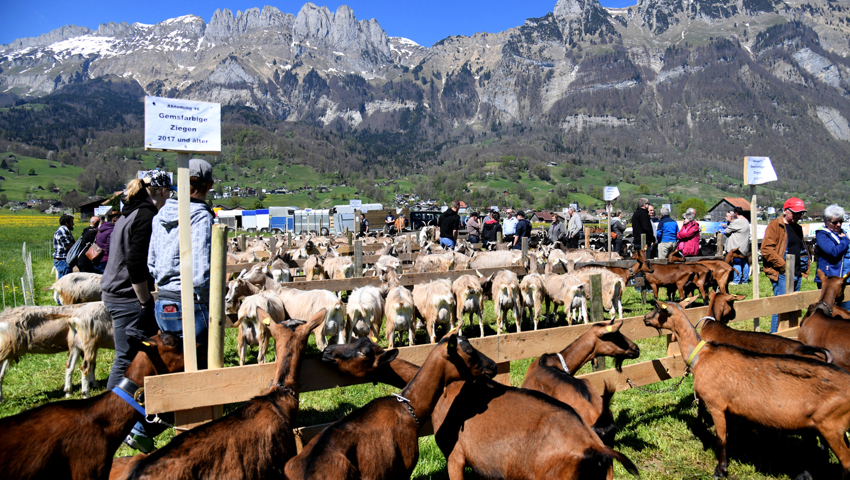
[53,225,74,259]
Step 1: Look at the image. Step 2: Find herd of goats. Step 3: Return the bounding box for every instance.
[1,225,850,479]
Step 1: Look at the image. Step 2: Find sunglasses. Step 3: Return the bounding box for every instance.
[829,220,844,225]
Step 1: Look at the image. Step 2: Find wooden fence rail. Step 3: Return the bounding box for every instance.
[145,286,844,449]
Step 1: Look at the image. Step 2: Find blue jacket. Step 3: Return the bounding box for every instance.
[656,216,679,243]
[147,197,214,303]
[815,227,850,282]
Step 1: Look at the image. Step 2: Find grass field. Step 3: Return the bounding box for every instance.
[0,226,840,480]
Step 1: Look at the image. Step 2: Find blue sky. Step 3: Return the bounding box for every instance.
[2,0,636,48]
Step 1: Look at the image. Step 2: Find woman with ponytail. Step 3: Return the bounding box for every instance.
[101,170,174,453]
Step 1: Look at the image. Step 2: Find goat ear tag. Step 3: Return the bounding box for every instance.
[263,318,271,325]
[657,301,668,309]
[605,325,613,332]
[141,341,151,346]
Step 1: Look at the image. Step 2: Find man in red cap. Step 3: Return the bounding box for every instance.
[761,197,810,333]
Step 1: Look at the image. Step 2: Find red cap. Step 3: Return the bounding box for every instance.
[783,197,806,213]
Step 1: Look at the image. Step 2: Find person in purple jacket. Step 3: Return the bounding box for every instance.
[93,211,118,273]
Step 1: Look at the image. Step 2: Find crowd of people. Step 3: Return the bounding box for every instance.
[51,159,215,453]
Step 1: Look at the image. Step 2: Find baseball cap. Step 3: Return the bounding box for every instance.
[143,170,176,191]
[189,158,214,185]
[783,197,806,213]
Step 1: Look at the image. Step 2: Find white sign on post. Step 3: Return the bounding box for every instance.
[144,96,221,154]
[744,156,778,185]
[350,199,362,209]
[603,186,620,201]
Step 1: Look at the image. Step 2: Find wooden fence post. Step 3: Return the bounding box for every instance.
[778,255,798,332]
[239,234,246,252]
[751,188,760,331]
[207,224,227,421]
[497,231,503,244]
[268,235,276,256]
[407,234,412,254]
[716,232,724,257]
[354,241,363,277]
[287,232,292,248]
[589,274,607,371]
[347,229,353,246]
[584,226,590,249]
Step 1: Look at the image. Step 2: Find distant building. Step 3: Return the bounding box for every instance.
[707,197,751,222]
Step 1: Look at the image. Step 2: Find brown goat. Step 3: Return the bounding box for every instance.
[799,271,850,371]
[124,308,326,480]
[670,249,743,294]
[632,247,709,301]
[645,298,850,479]
[0,333,186,480]
[320,337,639,479]
[700,291,831,362]
[521,319,640,446]
[284,333,497,480]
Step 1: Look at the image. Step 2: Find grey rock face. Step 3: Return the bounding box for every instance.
[96,22,136,38]
[205,6,295,44]
[1,25,92,50]
[292,3,390,61]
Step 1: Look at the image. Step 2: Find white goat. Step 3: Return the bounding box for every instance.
[412,251,457,273]
[224,270,263,315]
[49,272,102,305]
[277,287,346,350]
[378,266,416,348]
[520,272,547,330]
[452,273,491,338]
[236,292,285,365]
[346,286,384,342]
[491,270,523,335]
[303,255,325,281]
[322,246,354,280]
[468,250,522,270]
[418,225,438,244]
[571,266,625,319]
[0,304,112,402]
[543,262,588,325]
[413,279,456,344]
[65,302,114,396]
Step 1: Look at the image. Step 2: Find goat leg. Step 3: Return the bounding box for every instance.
[0,359,8,403]
[515,305,522,333]
[819,426,850,479]
[707,404,729,478]
[477,311,484,338]
[238,328,247,366]
[64,347,80,397]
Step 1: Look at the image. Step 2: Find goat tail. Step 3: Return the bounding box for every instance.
[604,447,640,479]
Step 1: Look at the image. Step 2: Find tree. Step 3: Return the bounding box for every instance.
[46,181,57,191]
[678,198,707,220]
[228,197,243,208]
[252,199,264,210]
[61,190,86,211]
[28,168,36,176]
[0,159,6,169]
[637,184,651,194]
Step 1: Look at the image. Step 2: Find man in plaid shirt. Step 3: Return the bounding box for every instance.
[52,214,75,278]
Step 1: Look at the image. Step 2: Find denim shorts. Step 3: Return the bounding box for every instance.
[154,299,209,344]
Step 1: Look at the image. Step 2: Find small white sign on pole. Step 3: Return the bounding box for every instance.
[144,96,221,154]
[743,157,778,185]
[603,186,620,201]
[94,206,112,216]
[767,207,776,215]
[662,204,671,211]
[350,199,362,209]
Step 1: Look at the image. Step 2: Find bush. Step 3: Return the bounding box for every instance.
[27,168,36,176]
[677,198,707,220]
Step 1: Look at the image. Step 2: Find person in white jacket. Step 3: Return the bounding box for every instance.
[567,207,583,249]
[724,207,751,284]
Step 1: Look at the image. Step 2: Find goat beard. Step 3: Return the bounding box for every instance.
[614,357,625,373]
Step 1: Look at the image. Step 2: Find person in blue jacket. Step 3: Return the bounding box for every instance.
[655,206,679,260]
[815,204,850,309]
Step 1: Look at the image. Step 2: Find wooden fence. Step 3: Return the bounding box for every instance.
[144,280,841,451]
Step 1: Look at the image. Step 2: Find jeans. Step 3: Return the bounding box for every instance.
[770,273,802,333]
[105,300,162,442]
[467,235,479,244]
[440,237,456,249]
[53,258,72,279]
[731,257,749,284]
[154,299,210,345]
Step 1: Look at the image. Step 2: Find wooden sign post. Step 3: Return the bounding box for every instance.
[144,95,221,429]
[743,157,777,332]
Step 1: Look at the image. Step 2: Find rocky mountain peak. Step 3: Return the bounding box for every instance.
[554,0,602,19]
[292,2,390,62]
[1,25,92,50]
[205,6,295,44]
[553,0,617,43]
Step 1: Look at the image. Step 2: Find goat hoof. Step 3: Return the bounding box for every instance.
[794,471,813,480]
[712,467,727,478]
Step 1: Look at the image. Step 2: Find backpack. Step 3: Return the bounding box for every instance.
[65,237,90,268]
